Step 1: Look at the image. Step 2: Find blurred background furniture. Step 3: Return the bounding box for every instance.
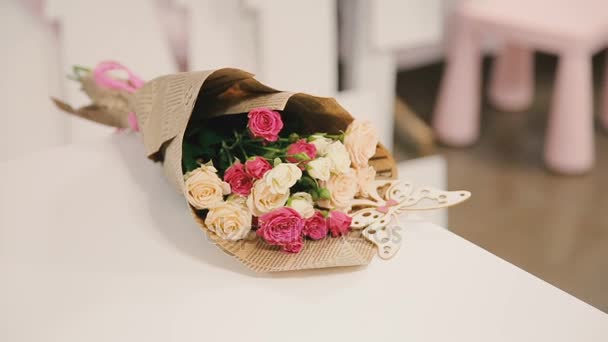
[433,0,608,174]
[339,0,458,151]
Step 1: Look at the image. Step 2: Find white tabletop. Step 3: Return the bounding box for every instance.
[1,134,606,341]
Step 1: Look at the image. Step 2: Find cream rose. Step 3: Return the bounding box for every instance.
[204,200,252,241]
[184,165,230,209]
[288,192,315,218]
[246,179,289,216]
[309,134,333,155]
[306,157,331,181]
[263,163,302,194]
[226,194,247,206]
[354,165,376,197]
[325,141,351,174]
[319,169,358,211]
[344,120,378,168]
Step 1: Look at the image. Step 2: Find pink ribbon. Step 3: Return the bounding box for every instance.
[93,61,144,131]
[93,61,144,93]
[376,199,398,214]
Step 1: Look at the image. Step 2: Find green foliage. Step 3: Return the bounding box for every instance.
[182,143,202,172]
[182,125,230,173]
[198,128,223,147]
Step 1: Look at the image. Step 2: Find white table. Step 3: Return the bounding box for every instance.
[1,134,606,341]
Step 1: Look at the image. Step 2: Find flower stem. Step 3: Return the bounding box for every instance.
[323,133,344,141]
[238,143,249,159]
[258,146,283,153]
[221,141,233,164]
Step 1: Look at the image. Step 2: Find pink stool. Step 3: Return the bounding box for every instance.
[433,0,608,174]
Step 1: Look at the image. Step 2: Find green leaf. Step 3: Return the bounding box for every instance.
[198,128,224,148]
[182,143,201,172]
[298,175,318,190]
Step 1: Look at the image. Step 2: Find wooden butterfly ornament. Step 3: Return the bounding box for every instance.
[349,180,471,260]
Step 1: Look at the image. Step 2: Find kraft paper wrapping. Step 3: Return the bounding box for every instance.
[52,74,134,129]
[54,68,397,272]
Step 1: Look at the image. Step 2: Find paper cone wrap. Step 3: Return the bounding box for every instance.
[55,68,398,272]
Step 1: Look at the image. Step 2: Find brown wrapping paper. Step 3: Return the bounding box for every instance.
[52,74,133,129]
[54,68,397,272]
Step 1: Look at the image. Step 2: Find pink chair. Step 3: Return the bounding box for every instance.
[433,0,608,174]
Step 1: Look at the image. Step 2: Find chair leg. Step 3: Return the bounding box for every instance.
[488,43,534,112]
[545,52,594,174]
[432,18,482,146]
[600,52,608,131]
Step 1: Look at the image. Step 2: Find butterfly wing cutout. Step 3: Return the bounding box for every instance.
[361,219,402,260]
[390,182,471,212]
[349,180,471,260]
[351,207,390,230]
[350,206,401,260]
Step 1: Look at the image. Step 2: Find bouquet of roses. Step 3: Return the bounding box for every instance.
[53,61,402,272]
[182,106,379,254]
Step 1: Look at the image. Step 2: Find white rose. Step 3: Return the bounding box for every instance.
[318,168,358,211]
[288,192,315,218]
[309,134,333,155]
[306,157,331,181]
[263,163,302,194]
[246,179,289,216]
[344,120,378,168]
[204,200,252,241]
[354,165,376,197]
[325,141,351,174]
[184,165,230,209]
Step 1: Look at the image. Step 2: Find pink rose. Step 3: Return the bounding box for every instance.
[257,207,304,253]
[286,139,317,163]
[303,211,328,240]
[328,211,352,237]
[247,107,284,142]
[245,156,272,179]
[282,240,304,253]
[224,162,254,196]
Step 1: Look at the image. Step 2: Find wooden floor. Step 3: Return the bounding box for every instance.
[395,52,608,313]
